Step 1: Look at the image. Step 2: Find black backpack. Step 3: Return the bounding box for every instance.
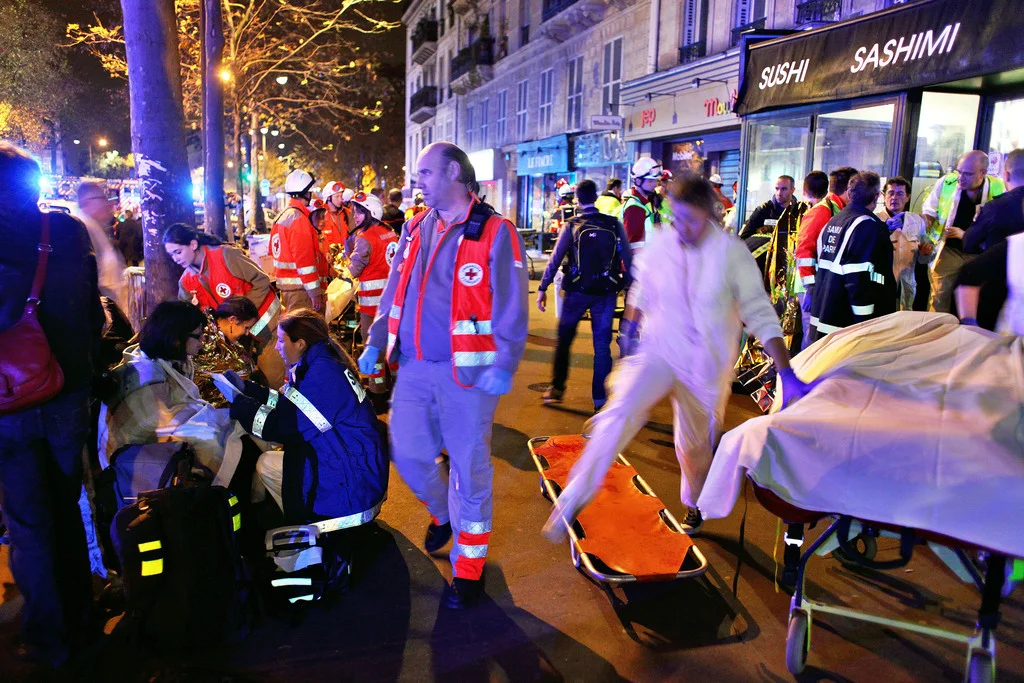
[564,213,624,295]
[112,485,255,650]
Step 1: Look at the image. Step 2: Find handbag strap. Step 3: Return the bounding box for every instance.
[25,213,53,314]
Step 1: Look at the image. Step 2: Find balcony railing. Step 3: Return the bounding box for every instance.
[450,38,494,82]
[678,41,706,65]
[731,17,766,47]
[795,0,841,25]
[411,19,439,65]
[410,86,438,123]
[542,0,580,23]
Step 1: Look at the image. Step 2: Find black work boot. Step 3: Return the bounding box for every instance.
[442,576,486,609]
[424,521,452,553]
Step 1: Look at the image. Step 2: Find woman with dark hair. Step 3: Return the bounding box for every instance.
[225,310,388,524]
[214,295,259,345]
[164,223,285,388]
[100,301,214,465]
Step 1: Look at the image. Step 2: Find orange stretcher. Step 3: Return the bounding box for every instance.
[529,435,708,584]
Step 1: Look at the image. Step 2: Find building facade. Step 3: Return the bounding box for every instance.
[402,0,916,233]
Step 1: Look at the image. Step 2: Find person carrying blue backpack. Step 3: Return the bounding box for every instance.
[536,179,633,411]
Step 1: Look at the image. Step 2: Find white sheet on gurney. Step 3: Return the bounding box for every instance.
[698,311,1024,558]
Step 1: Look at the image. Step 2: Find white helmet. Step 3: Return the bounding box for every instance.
[321,180,345,202]
[351,191,383,222]
[708,173,724,185]
[556,178,574,197]
[284,169,316,195]
[631,157,663,181]
[341,188,355,203]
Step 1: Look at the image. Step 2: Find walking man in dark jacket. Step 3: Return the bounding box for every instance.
[537,180,632,411]
[809,171,898,341]
[0,142,104,668]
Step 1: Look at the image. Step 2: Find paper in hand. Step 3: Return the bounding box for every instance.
[210,373,241,403]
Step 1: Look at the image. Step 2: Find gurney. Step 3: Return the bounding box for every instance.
[751,483,1014,682]
[529,435,707,584]
[698,313,1024,682]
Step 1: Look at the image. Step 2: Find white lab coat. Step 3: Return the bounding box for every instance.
[545,224,784,533]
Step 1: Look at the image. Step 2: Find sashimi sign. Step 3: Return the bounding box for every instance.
[736,0,1024,115]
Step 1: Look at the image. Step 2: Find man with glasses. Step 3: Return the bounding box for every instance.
[922,150,1005,313]
[877,177,930,311]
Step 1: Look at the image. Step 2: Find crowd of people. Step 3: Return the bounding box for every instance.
[2,131,1022,672]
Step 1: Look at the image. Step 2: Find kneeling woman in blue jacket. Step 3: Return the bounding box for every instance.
[227,309,388,525]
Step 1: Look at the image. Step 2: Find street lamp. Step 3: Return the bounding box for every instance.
[276,75,288,85]
[73,139,81,145]
[270,130,280,137]
[219,67,233,83]
[278,143,285,150]
[98,138,108,148]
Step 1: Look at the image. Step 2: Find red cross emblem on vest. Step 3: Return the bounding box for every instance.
[458,262,483,287]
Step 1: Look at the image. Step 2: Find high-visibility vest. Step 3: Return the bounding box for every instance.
[179,245,281,337]
[271,199,330,293]
[930,173,1005,246]
[319,207,349,258]
[618,189,653,252]
[352,223,399,316]
[385,206,521,388]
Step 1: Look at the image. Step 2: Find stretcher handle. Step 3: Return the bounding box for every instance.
[835,517,914,571]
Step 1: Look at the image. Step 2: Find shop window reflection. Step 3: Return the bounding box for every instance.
[744,115,810,220]
[813,103,895,180]
[911,92,978,212]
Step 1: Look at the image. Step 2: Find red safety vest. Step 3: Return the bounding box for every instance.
[179,245,281,337]
[271,198,330,293]
[385,208,521,388]
[320,207,349,259]
[353,223,399,317]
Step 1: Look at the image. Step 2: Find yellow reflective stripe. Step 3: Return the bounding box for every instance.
[229,495,238,507]
[141,559,164,576]
[249,297,281,337]
[138,540,162,553]
[232,513,242,532]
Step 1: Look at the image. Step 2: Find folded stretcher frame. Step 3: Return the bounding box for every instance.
[529,435,708,584]
[751,483,1013,683]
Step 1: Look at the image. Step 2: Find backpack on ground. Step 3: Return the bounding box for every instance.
[112,485,255,649]
[564,214,624,295]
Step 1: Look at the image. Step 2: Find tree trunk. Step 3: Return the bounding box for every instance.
[202,0,227,240]
[232,104,244,231]
[122,0,195,313]
[250,110,266,233]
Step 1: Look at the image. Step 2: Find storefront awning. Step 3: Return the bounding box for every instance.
[736,0,1024,116]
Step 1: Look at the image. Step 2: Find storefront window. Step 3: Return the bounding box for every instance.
[744,115,810,219]
[988,97,1024,178]
[813,103,895,178]
[910,92,979,211]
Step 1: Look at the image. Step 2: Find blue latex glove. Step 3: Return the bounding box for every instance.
[358,346,381,375]
[476,367,513,396]
[885,212,905,232]
[617,318,640,358]
[778,368,815,409]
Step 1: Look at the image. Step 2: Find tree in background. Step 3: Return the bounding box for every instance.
[68,0,402,227]
[0,0,79,169]
[121,0,196,309]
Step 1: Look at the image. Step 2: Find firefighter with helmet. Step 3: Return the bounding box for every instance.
[620,157,662,254]
[271,169,331,313]
[405,188,428,220]
[346,190,400,411]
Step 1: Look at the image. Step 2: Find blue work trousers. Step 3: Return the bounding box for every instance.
[552,291,617,405]
[0,390,93,665]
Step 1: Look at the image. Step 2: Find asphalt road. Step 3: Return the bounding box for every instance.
[2,284,1022,682]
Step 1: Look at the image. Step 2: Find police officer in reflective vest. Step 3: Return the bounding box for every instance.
[359,142,528,609]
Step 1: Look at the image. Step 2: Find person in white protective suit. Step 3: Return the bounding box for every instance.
[543,175,815,537]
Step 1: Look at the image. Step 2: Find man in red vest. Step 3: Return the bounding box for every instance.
[271,169,330,313]
[359,142,528,609]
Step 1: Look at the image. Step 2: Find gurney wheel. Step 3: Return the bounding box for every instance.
[833,534,878,568]
[785,609,810,675]
[968,651,994,683]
